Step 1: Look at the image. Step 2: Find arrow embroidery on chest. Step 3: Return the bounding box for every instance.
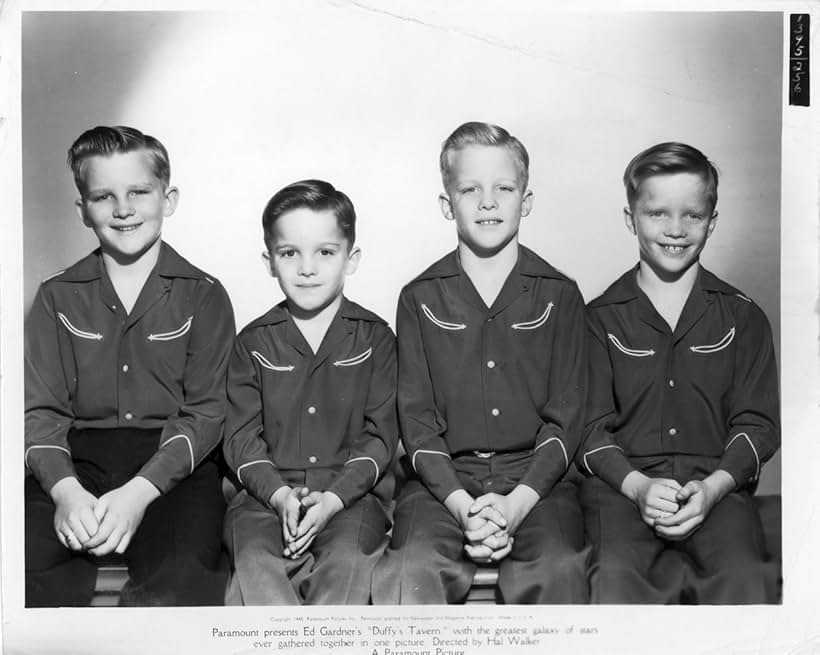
[512,302,554,330]
[690,327,735,354]
[421,304,466,330]
[148,316,193,341]
[607,333,655,357]
[251,350,295,372]
[58,313,103,340]
[334,347,372,367]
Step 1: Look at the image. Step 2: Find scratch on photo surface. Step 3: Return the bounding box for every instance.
[326,0,719,106]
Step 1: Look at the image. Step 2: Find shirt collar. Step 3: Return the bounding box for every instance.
[245,296,385,330]
[56,241,207,283]
[412,245,568,283]
[589,263,743,309]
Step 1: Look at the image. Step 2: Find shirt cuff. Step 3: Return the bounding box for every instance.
[235,460,286,507]
[28,448,77,493]
[412,450,462,503]
[519,439,569,498]
[718,433,760,489]
[581,445,635,491]
[327,459,380,507]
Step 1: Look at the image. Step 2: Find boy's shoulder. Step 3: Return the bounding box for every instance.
[403,245,574,292]
[240,298,390,337]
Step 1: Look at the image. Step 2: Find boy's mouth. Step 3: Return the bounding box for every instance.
[112,223,141,232]
[660,244,687,254]
[476,219,502,226]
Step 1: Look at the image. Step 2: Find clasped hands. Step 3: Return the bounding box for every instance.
[270,486,344,560]
[446,485,539,564]
[622,470,735,540]
[50,475,160,556]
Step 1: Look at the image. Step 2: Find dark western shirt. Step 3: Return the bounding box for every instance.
[25,242,236,494]
[223,298,398,508]
[579,265,780,491]
[397,245,587,503]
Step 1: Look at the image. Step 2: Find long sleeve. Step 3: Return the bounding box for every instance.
[518,283,588,497]
[223,337,285,506]
[327,326,398,506]
[397,287,463,503]
[137,280,235,494]
[24,287,78,492]
[576,313,635,491]
[718,303,780,488]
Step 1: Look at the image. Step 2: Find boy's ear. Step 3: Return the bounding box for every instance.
[345,245,362,276]
[75,198,91,227]
[261,250,276,278]
[623,207,637,235]
[520,189,534,217]
[438,193,454,221]
[163,186,180,217]
[707,211,719,237]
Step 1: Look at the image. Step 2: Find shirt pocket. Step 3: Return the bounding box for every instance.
[686,326,735,390]
[607,332,658,405]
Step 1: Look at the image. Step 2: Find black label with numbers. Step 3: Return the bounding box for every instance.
[790,14,809,106]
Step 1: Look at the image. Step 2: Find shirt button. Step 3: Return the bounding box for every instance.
[124,412,133,421]
[122,364,129,373]
[307,406,316,415]
[487,360,496,369]
[668,379,675,388]
[308,456,317,464]
[668,427,677,436]
[491,408,500,417]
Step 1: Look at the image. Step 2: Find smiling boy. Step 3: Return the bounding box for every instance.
[578,142,780,603]
[372,122,589,604]
[223,179,397,605]
[25,125,234,606]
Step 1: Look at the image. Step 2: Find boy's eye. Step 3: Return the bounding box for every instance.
[319,249,336,256]
[90,193,111,202]
[498,186,514,192]
[686,213,703,222]
[278,249,296,258]
[460,186,478,194]
[649,210,665,218]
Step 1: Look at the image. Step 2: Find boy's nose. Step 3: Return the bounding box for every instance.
[299,256,317,276]
[665,215,686,237]
[479,193,498,210]
[113,197,135,218]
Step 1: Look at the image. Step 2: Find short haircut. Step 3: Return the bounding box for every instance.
[262,179,356,251]
[439,121,530,191]
[67,125,171,194]
[623,142,719,212]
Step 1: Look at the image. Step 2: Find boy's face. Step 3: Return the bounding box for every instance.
[264,208,360,318]
[75,150,178,264]
[439,145,533,257]
[625,172,717,281]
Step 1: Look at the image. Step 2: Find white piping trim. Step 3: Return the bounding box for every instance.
[582,444,625,475]
[534,436,568,470]
[160,434,195,474]
[725,432,760,481]
[690,327,735,354]
[607,333,654,357]
[251,351,294,372]
[236,459,276,485]
[345,456,380,485]
[42,269,66,283]
[58,313,102,340]
[735,293,752,303]
[205,277,214,285]
[512,302,554,330]
[148,316,193,342]
[334,347,373,367]
[24,445,71,470]
[421,304,466,330]
[411,449,452,472]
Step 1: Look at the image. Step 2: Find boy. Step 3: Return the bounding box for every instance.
[578,142,780,603]
[25,125,234,606]
[372,122,589,604]
[222,179,397,605]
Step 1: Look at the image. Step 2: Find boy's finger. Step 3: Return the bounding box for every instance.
[464,543,493,561]
[468,494,501,515]
[655,515,701,540]
[83,514,117,548]
[114,531,133,555]
[489,540,513,561]
[470,508,507,528]
[289,534,317,559]
[658,478,683,491]
[78,507,100,539]
[67,518,92,546]
[464,521,502,544]
[648,498,679,514]
[288,526,318,554]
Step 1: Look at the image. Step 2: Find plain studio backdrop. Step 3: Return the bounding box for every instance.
[22,7,782,492]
